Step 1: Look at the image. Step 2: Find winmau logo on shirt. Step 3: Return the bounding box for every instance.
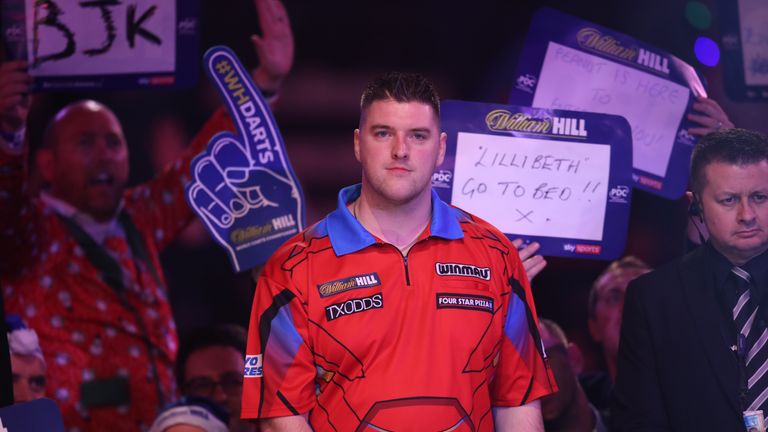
[317,272,381,298]
[435,262,491,280]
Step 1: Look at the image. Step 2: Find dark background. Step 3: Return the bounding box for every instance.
[18,0,768,372]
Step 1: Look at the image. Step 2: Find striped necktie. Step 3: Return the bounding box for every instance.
[732,266,768,411]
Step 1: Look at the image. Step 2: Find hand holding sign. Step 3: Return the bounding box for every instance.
[0,60,31,140]
[687,96,735,136]
[509,8,707,198]
[720,0,768,100]
[1,0,199,90]
[512,238,547,280]
[187,46,305,272]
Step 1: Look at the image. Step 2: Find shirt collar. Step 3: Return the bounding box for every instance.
[744,247,768,290]
[705,242,735,291]
[326,184,464,256]
[706,241,768,291]
[41,191,124,244]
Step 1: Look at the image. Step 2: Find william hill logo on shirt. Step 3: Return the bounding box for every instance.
[435,262,491,280]
[317,272,381,298]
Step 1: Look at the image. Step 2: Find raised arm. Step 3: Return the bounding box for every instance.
[249,0,294,97]
[0,60,33,275]
[0,60,31,153]
[128,0,296,247]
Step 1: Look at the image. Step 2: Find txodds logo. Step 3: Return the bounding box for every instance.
[244,354,263,378]
[325,293,383,321]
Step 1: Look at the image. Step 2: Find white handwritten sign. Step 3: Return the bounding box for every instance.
[437,100,633,259]
[509,8,704,199]
[532,42,689,178]
[451,132,610,241]
[738,0,768,86]
[25,0,176,76]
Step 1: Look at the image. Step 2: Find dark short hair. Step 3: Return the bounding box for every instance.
[360,72,441,119]
[690,128,768,195]
[587,256,650,319]
[175,324,247,390]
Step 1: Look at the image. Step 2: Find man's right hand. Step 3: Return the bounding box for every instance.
[0,60,31,136]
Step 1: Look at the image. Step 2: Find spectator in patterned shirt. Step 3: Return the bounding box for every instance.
[0,0,293,429]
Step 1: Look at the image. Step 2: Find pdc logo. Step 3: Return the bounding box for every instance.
[325,293,383,321]
[178,18,198,35]
[4,24,24,41]
[515,74,537,93]
[244,354,263,378]
[677,129,696,146]
[431,170,453,188]
[608,185,630,203]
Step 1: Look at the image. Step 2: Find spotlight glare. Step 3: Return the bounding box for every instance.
[694,36,720,67]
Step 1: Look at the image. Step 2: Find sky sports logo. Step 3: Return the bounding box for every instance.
[562,243,602,255]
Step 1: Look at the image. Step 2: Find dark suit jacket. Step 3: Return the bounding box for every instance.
[612,246,746,431]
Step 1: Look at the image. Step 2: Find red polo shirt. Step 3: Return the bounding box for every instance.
[242,184,555,431]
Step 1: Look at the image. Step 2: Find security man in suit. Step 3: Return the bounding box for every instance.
[613,128,768,431]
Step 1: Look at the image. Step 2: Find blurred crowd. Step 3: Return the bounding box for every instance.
[1,0,765,431]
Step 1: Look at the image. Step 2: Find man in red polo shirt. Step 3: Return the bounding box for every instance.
[242,72,555,431]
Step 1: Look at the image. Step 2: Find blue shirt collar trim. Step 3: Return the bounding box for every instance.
[327,184,464,256]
